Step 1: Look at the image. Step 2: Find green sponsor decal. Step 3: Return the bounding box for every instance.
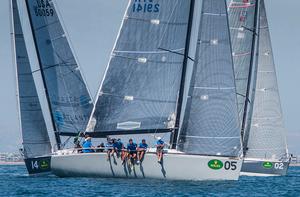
[40,160,49,169]
[208,159,223,170]
[263,162,273,169]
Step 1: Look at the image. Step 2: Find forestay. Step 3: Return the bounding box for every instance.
[25,0,93,134]
[89,0,192,133]
[178,0,242,157]
[245,0,288,160]
[227,0,257,127]
[12,0,51,158]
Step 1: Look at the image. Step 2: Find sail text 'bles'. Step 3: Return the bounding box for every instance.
[89,0,193,134]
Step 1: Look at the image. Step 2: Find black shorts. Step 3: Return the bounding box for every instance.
[129,151,137,155]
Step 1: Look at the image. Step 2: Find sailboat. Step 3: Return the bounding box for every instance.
[12,0,93,174]
[239,0,289,176]
[51,0,243,181]
[11,0,52,174]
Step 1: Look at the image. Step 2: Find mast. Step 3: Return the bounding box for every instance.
[240,0,260,152]
[24,0,61,149]
[170,0,195,149]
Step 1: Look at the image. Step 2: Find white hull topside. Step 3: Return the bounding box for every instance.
[51,149,242,181]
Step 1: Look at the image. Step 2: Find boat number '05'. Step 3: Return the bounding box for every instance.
[208,160,237,170]
[224,161,237,170]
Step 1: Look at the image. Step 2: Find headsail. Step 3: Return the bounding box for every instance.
[89,0,192,134]
[178,0,242,157]
[245,0,288,160]
[12,0,51,158]
[25,0,93,138]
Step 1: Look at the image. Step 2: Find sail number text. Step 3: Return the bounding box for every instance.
[34,0,54,17]
[133,0,160,13]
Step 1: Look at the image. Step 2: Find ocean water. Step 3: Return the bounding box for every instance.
[0,165,299,196]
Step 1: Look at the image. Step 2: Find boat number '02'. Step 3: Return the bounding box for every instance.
[262,162,284,170]
[208,160,237,170]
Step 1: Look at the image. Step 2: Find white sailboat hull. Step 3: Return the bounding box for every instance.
[51,151,242,181]
[241,158,289,176]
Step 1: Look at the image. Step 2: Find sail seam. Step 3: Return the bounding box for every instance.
[114,48,185,54]
[184,136,240,139]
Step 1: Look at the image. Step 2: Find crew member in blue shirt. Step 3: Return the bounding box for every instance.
[105,137,114,160]
[156,137,165,163]
[137,139,148,164]
[82,136,94,153]
[126,139,137,164]
[112,138,125,160]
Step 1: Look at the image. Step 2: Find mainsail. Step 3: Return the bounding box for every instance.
[178,0,242,157]
[227,0,258,135]
[245,0,288,160]
[12,0,51,158]
[24,0,93,140]
[89,0,192,135]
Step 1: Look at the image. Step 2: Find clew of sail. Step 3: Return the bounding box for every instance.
[12,0,51,158]
[178,0,242,157]
[88,0,193,134]
[25,0,93,137]
[245,0,288,160]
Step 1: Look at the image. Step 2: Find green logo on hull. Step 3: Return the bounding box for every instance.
[40,160,49,169]
[263,162,273,169]
[208,160,223,170]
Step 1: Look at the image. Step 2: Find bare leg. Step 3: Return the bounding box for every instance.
[140,151,145,162]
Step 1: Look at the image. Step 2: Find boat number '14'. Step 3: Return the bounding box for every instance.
[208,160,237,170]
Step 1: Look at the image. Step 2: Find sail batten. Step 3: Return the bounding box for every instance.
[89,0,192,134]
[178,0,242,157]
[245,0,288,160]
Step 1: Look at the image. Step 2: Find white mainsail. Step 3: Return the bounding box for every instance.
[245,0,288,160]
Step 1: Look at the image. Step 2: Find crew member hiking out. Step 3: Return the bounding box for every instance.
[126,139,137,166]
[105,137,114,160]
[113,138,125,162]
[137,139,148,164]
[156,137,165,163]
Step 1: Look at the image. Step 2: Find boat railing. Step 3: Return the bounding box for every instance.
[53,147,183,156]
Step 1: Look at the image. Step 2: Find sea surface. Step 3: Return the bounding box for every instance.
[0,165,299,196]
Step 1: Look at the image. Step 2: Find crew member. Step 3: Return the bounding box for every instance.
[156,137,165,163]
[137,139,148,164]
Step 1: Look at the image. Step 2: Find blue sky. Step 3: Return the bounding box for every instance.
[0,0,299,154]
